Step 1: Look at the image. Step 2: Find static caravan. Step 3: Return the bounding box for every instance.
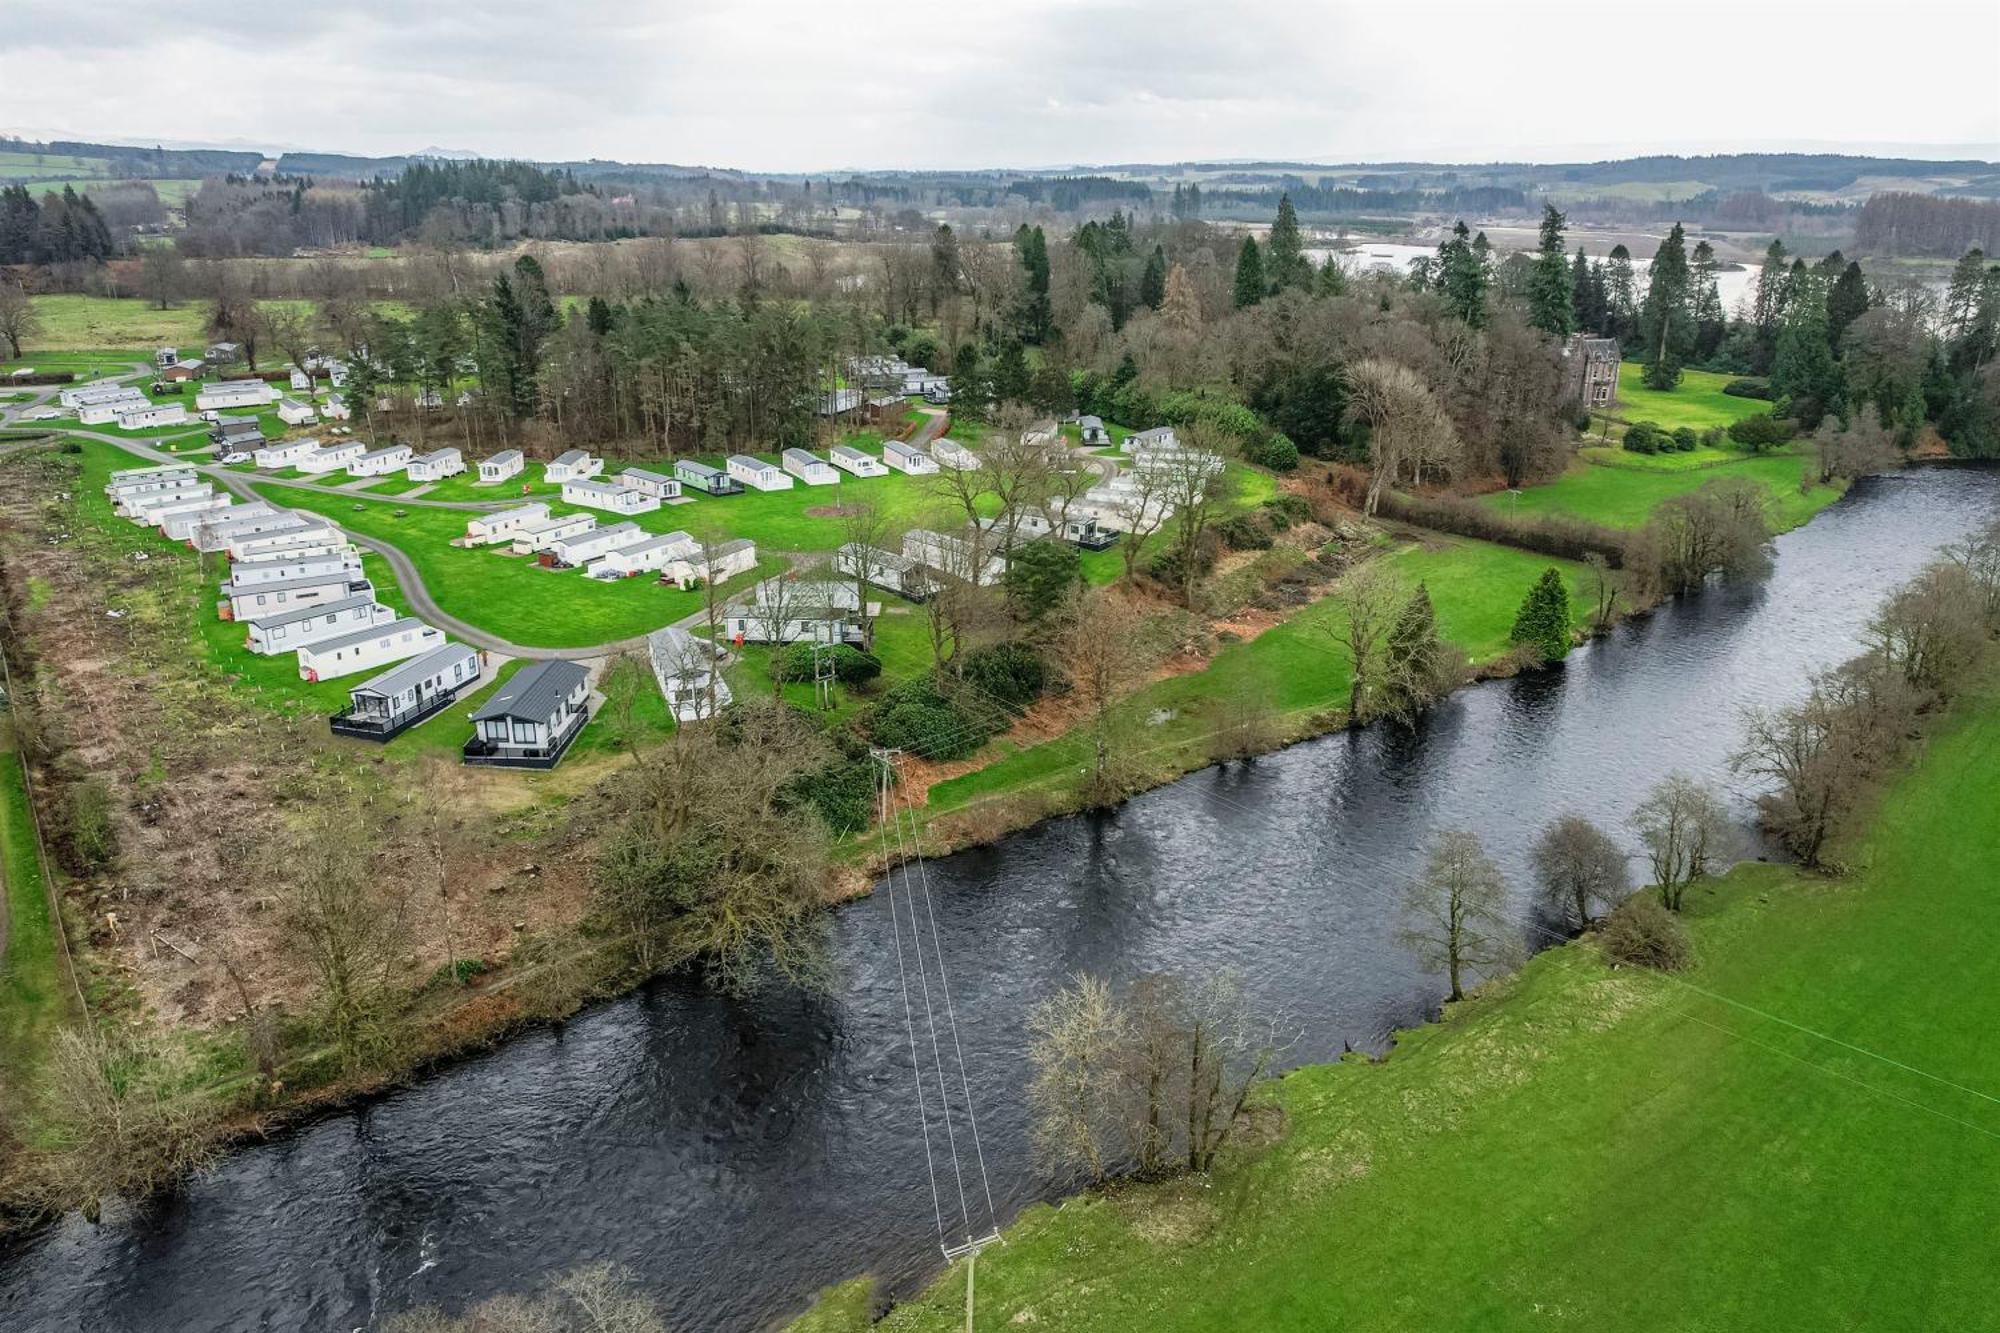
[151,496,233,538]
[881,440,938,475]
[253,438,320,469]
[478,449,524,483]
[727,454,793,492]
[827,444,888,479]
[276,398,318,426]
[109,472,202,512]
[781,449,837,486]
[224,573,373,622]
[210,416,266,450]
[348,444,413,477]
[230,533,353,566]
[585,530,697,580]
[661,537,757,590]
[226,518,337,559]
[510,513,597,555]
[129,483,215,523]
[648,626,730,722]
[190,506,289,552]
[77,391,149,425]
[464,502,549,545]
[904,527,1005,586]
[1121,425,1178,454]
[223,551,363,588]
[154,346,178,368]
[833,542,939,601]
[542,449,602,484]
[289,367,312,391]
[244,595,392,655]
[108,463,195,488]
[673,459,743,496]
[1077,415,1110,445]
[407,448,466,482]
[62,382,145,410]
[550,521,644,567]
[321,394,352,421]
[929,438,981,471]
[330,641,482,741]
[561,478,659,515]
[463,660,591,769]
[297,618,442,683]
[117,402,190,430]
[196,379,279,412]
[296,441,365,474]
[617,467,681,500]
[724,578,872,645]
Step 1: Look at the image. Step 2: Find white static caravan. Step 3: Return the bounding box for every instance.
[542,449,601,484]
[550,521,644,567]
[929,438,981,471]
[296,618,443,683]
[153,497,235,539]
[244,595,393,655]
[510,513,597,555]
[189,505,287,552]
[464,502,550,545]
[296,441,365,474]
[230,536,355,571]
[903,527,1006,586]
[827,444,889,479]
[109,473,203,514]
[561,478,660,516]
[724,578,874,645]
[129,483,215,524]
[781,449,837,486]
[648,626,730,722]
[586,530,697,579]
[224,573,373,622]
[195,379,280,412]
[407,448,466,482]
[224,550,363,588]
[117,402,190,430]
[225,518,337,560]
[77,391,149,425]
[478,449,524,483]
[726,454,793,492]
[107,462,197,489]
[276,399,318,426]
[321,394,352,422]
[833,542,940,601]
[333,642,483,739]
[253,438,320,469]
[1120,425,1178,455]
[881,440,938,475]
[617,468,681,501]
[661,537,758,591]
[347,444,413,477]
[62,382,145,410]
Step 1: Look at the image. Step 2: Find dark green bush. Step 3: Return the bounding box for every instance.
[1672,426,1699,452]
[960,642,1047,712]
[1217,514,1274,551]
[1002,539,1081,622]
[868,678,993,761]
[1727,412,1795,450]
[777,641,882,686]
[1721,378,1774,400]
[1247,432,1299,472]
[1622,421,1666,454]
[785,756,879,835]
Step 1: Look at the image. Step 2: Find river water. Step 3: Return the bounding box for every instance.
[3,468,1996,1333]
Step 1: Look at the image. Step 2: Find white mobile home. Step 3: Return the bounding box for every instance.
[77,391,149,425]
[617,467,681,500]
[551,521,644,567]
[296,441,365,474]
[190,506,292,552]
[464,503,549,545]
[406,448,465,482]
[727,454,794,492]
[244,596,393,655]
[224,573,373,622]
[586,530,697,579]
[882,439,938,475]
[833,542,940,600]
[107,463,196,488]
[661,537,758,590]
[904,528,1006,586]
[276,398,318,426]
[225,518,337,559]
[647,626,730,722]
[724,578,874,645]
[348,444,413,477]
[542,449,601,484]
[561,478,660,515]
[289,367,312,391]
[1077,415,1110,445]
[477,449,524,483]
[331,641,482,740]
[62,382,146,410]
[827,444,888,478]
[463,660,591,768]
[159,498,239,541]
[109,473,202,512]
[196,379,280,412]
[781,449,837,486]
[297,618,443,683]
[129,483,215,524]
[230,534,353,568]
[321,394,352,421]
[223,550,362,588]
[929,438,981,470]
[253,438,320,469]
[117,402,190,430]
[510,513,598,554]
[1121,425,1178,454]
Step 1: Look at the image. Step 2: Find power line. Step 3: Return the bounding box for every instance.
[874,747,947,1246]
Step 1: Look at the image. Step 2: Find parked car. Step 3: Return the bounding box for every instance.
[220,451,251,464]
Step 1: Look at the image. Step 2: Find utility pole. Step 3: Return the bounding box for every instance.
[812,640,837,711]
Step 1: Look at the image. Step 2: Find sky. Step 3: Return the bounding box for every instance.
[4,0,1997,171]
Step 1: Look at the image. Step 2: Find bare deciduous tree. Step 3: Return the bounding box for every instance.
[1629,773,1732,911]
[1342,358,1462,516]
[1864,560,1989,698]
[277,788,409,1063]
[1026,973,1125,1184]
[1398,829,1517,1002]
[1530,814,1629,929]
[1319,558,1402,722]
[1643,477,1772,594]
[1058,588,1156,806]
[384,1262,666,1333]
[0,278,41,358]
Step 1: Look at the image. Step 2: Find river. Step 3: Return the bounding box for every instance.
[3,468,1996,1333]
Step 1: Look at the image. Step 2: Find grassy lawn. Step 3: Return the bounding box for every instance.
[801,677,2000,1332]
[1608,361,1767,431]
[1483,452,1837,531]
[0,733,64,1092]
[20,296,410,354]
[720,597,937,724]
[1576,441,1767,470]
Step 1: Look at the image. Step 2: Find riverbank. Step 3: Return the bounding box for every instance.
[792,668,2000,1331]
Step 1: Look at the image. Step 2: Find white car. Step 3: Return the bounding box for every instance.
[220,451,251,464]
[25,408,58,420]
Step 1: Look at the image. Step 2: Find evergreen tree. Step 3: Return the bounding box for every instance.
[1771,301,1844,428]
[1527,204,1575,338]
[1751,239,1792,369]
[1265,192,1311,293]
[1139,245,1167,310]
[1510,568,1573,663]
[1689,240,1726,362]
[1317,253,1348,297]
[1569,247,1596,333]
[1436,220,1490,327]
[1638,223,1693,389]
[1942,248,1986,341]
[1013,224,1053,344]
[1233,235,1265,309]
[1382,583,1445,719]
[991,340,1031,405]
[1604,244,1638,343]
[1825,260,1870,353]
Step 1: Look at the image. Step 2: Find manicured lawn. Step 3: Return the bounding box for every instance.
[1608,361,1767,431]
[1484,452,1836,531]
[720,597,937,724]
[801,679,2000,1332]
[1576,441,1767,470]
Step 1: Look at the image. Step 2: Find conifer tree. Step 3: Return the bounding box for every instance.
[1825,260,1870,353]
[1569,247,1596,333]
[1318,253,1348,297]
[1382,583,1445,720]
[1689,239,1726,362]
[1639,222,1693,389]
[1510,568,1573,662]
[1528,203,1575,338]
[1604,244,1638,343]
[1233,236,1265,309]
[1265,192,1310,293]
[1139,245,1167,310]
[1436,221,1489,327]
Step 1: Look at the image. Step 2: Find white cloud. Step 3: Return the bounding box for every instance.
[1,0,1994,168]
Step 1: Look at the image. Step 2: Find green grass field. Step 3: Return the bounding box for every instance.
[799,675,2000,1332]
[19,296,412,355]
[1608,362,1767,432]
[1484,452,1837,531]
[0,735,63,1094]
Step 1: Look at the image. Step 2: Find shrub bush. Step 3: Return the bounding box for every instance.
[1728,412,1795,450]
[1247,431,1299,472]
[1622,421,1666,454]
[1598,894,1693,972]
[1722,378,1774,400]
[959,642,1047,712]
[777,641,881,685]
[1217,513,1274,551]
[785,755,879,835]
[1672,426,1699,452]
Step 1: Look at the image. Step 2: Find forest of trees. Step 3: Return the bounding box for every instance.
[1852,192,2000,258]
[0,185,115,265]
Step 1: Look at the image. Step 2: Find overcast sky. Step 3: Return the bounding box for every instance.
[5,0,1996,170]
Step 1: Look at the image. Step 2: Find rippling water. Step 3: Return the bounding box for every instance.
[4,468,1995,1333]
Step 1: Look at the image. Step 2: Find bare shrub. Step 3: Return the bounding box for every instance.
[1598,894,1693,972]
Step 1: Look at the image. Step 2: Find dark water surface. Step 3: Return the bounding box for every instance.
[4,469,1995,1333]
